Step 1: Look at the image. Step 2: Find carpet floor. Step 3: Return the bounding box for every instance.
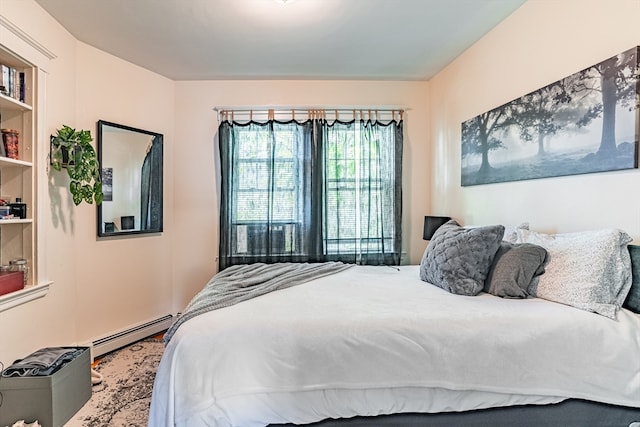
[65,336,165,427]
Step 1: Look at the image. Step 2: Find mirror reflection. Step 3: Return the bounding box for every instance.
[97,120,163,237]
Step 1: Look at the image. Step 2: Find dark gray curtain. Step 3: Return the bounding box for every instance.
[140,137,163,230]
[218,118,402,270]
[219,120,318,269]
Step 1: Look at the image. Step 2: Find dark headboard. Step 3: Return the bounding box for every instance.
[624,245,640,313]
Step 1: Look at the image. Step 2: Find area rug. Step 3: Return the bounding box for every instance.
[66,337,164,427]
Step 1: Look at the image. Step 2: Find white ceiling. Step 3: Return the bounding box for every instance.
[33,0,526,81]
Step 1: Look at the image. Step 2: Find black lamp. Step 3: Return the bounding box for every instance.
[423,215,451,240]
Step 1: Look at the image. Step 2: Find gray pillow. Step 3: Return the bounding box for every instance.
[420,220,505,296]
[622,245,640,313]
[484,242,549,299]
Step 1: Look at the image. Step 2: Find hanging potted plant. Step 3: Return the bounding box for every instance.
[50,125,103,205]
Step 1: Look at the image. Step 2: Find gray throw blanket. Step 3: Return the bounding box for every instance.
[164,262,353,343]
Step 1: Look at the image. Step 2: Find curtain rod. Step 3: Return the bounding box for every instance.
[213,105,408,112]
[214,106,407,123]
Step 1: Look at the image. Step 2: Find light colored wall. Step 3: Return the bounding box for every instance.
[429,0,640,237]
[72,42,174,345]
[172,80,430,307]
[0,0,175,366]
[0,0,428,366]
[2,0,638,367]
[0,0,81,368]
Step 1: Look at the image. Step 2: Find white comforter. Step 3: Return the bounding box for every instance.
[149,265,640,426]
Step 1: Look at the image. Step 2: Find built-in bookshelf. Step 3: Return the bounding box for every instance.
[0,41,41,311]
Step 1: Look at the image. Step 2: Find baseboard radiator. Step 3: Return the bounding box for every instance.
[91,314,174,358]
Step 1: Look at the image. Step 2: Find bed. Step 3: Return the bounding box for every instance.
[149,223,640,426]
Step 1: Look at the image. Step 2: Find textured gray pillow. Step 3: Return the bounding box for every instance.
[420,220,505,296]
[484,242,549,298]
[516,228,632,319]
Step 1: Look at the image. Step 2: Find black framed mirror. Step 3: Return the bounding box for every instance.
[97,120,163,237]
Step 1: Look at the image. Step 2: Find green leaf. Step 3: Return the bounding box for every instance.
[94,188,104,205]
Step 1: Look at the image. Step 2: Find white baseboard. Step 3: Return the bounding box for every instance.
[89,314,173,359]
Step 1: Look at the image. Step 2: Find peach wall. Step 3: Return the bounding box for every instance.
[0,0,82,367]
[172,80,430,307]
[429,0,640,236]
[73,42,175,344]
[0,1,175,365]
[0,0,429,366]
[4,0,638,369]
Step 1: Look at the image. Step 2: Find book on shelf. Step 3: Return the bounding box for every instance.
[0,64,25,103]
[11,68,17,100]
[0,111,4,157]
[0,65,10,97]
[19,71,25,103]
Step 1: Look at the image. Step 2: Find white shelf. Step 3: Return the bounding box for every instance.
[0,218,31,224]
[0,281,52,313]
[0,156,32,168]
[0,91,31,112]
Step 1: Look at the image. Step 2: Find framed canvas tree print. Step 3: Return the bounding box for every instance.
[461,46,640,186]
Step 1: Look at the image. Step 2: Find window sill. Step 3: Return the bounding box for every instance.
[0,281,52,313]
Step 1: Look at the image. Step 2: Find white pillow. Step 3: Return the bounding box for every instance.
[503,222,529,243]
[515,228,632,319]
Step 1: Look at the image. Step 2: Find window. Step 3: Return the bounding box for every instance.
[323,121,398,258]
[218,114,402,269]
[232,124,304,256]
[235,127,299,223]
